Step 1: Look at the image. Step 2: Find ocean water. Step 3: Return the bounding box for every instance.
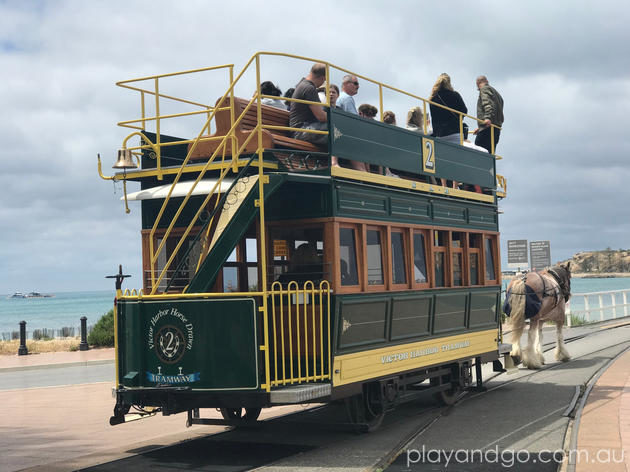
[0,291,115,340]
[2,278,630,340]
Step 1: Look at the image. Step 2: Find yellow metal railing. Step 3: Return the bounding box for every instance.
[269,281,332,387]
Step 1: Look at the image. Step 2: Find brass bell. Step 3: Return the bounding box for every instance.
[113,149,137,169]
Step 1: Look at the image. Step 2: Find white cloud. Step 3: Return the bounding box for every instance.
[1,0,630,292]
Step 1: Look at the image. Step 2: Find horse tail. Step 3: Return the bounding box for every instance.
[508,278,527,337]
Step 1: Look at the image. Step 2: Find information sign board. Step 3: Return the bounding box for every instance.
[530,241,551,270]
[507,240,528,268]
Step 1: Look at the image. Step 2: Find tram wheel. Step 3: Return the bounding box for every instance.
[345,383,386,432]
[219,407,262,422]
[431,372,461,406]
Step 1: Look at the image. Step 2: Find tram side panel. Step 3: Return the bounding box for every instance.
[330,287,501,390]
[116,297,261,408]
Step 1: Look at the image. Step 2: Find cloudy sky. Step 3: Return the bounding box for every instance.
[1,0,629,293]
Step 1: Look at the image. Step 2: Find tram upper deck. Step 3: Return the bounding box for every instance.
[99,52,506,294]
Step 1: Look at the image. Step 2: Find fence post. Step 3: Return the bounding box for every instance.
[18,321,28,356]
[79,316,89,351]
[598,294,604,321]
[624,291,629,318]
[612,293,617,319]
[584,295,590,323]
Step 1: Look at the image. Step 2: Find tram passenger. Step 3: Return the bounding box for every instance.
[473,75,504,153]
[283,87,295,111]
[317,84,340,108]
[357,104,397,177]
[290,63,328,147]
[383,111,396,125]
[429,73,468,144]
[406,106,432,135]
[259,81,285,109]
[358,103,378,119]
[337,75,360,114]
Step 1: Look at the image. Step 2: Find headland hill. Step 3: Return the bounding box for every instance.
[504,249,630,278]
[559,249,630,278]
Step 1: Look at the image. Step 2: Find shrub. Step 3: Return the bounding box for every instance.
[88,309,115,347]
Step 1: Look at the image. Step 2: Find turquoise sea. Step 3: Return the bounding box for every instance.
[0,291,114,340]
[2,278,630,339]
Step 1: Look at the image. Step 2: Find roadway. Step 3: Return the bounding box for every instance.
[1,320,629,471]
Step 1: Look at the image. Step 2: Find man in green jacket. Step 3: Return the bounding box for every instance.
[474,76,504,153]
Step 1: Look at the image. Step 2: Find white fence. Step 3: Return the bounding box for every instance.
[566,289,630,326]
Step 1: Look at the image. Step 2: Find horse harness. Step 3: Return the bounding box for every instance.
[519,268,570,308]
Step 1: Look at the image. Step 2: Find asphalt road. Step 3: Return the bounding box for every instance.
[4,319,630,472]
[76,322,630,472]
[0,362,114,391]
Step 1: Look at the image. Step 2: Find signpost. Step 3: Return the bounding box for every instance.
[530,240,551,270]
[507,240,528,269]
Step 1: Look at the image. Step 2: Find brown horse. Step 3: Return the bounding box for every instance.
[504,262,572,369]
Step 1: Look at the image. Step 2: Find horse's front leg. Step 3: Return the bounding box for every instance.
[523,319,542,369]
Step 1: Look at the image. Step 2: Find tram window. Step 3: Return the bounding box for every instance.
[434,231,448,247]
[227,248,237,262]
[246,238,258,262]
[413,232,427,284]
[366,229,384,285]
[485,237,496,280]
[223,266,238,292]
[391,231,407,285]
[469,253,479,285]
[270,226,325,284]
[452,232,464,248]
[247,267,259,291]
[452,253,463,286]
[434,252,445,287]
[153,234,202,292]
[469,233,481,249]
[339,227,359,286]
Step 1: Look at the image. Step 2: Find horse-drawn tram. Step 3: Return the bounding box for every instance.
[99,52,509,431]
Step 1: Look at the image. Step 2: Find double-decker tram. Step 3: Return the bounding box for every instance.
[99,52,510,431]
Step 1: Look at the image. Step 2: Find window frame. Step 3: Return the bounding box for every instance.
[411,228,431,289]
[364,225,387,292]
[483,234,499,285]
[335,222,363,293]
[389,227,411,290]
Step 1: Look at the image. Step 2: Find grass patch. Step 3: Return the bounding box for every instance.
[569,314,588,326]
[0,338,80,355]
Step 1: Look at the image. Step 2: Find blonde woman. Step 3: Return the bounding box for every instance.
[429,73,467,143]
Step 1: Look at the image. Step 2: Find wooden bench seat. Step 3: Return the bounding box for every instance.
[188,97,325,160]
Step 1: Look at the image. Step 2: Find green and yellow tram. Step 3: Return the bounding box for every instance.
[99,52,509,430]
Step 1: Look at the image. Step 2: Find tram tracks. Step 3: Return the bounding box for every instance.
[374,323,630,472]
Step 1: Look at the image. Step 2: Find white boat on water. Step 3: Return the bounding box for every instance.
[7,292,53,299]
[26,292,53,298]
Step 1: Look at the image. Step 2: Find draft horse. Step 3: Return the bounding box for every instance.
[503,262,572,369]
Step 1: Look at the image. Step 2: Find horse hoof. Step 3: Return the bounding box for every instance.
[511,355,521,365]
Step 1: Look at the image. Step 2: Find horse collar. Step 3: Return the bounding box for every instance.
[548,268,570,302]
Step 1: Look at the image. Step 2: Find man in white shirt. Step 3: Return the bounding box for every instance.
[336,75,360,114]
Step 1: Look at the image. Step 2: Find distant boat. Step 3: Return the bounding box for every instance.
[7,292,54,299]
[26,292,54,298]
